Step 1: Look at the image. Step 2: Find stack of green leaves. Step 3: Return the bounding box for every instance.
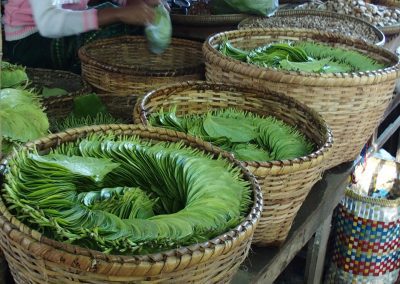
[0,88,49,156]
[1,61,29,88]
[148,107,314,161]
[3,134,251,254]
[219,40,386,73]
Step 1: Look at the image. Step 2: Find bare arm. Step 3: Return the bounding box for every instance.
[29,0,155,38]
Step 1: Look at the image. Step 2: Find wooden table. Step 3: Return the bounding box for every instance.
[232,162,354,284]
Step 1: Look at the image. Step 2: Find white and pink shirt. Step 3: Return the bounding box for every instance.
[3,0,127,41]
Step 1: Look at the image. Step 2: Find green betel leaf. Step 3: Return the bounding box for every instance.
[41,87,68,98]
[1,61,29,88]
[0,88,49,142]
[51,113,123,133]
[203,113,257,143]
[28,153,120,182]
[280,58,331,73]
[232,143,271,161]
[72,93,107,118]
[145,4,172,55]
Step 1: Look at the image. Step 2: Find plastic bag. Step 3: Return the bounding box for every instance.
[211,0,279,16]
[145,4,172,55]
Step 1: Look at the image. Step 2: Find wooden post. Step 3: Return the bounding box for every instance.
[304,213,333,284]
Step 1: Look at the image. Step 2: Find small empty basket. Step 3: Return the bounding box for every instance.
[78,36,205,96]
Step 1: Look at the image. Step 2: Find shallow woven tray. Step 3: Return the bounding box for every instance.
[134,81,333,246]
[26,68,91,100]
[78,36,205,95]
[0,124,262,284]
[171,13,248,26]
[238,9,385,46]
[44,92,136,123]
[203,28,400,169]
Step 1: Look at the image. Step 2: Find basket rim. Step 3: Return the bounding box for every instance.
[203,28,400,85]
[345,188,400,207]
[238,9,386,46]
[135,81,333,171]
[294,2,400,35]
[0,124,262,270]
[380,22,400,35]
[25,67,92,99]
[78,36,205,77]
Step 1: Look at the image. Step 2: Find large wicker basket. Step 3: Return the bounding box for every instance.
[78,36,205,96]
[134,81,333,246]
[238,10,385,46]
[0,124,262,284]
[203,29,400,169]
[26,68,91,100]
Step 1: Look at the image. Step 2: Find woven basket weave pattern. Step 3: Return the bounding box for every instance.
[45,92,137,123]
[26,68,91,99]
[238,10,385,46]
[134,82,333,245]
[78,36,205,95]
[0,125,262,284]
[203,29,399,169]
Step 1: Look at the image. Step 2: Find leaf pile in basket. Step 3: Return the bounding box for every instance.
[219,40,386,73]
[148,107,314,161]
[1,60,72,99]
[1,61,29,88]
[51,93,123,132]
[3,134,252,255]
[0,88,49,156]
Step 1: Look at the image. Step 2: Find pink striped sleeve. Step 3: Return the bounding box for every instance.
[82,8,99,32]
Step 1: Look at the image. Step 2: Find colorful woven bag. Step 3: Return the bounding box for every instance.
[326,157,400,284]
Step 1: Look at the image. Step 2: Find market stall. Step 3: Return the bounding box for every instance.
[1,1,400,283]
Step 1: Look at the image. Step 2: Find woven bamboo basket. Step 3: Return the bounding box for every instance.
[133,81,333,246]
[26,68,91,101]
[203,29,400,169]
[44,92,136,123]
[0,124,262,284]
[78,36,205,96]
[238,10,385,46]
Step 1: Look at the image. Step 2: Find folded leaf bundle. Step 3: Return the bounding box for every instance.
[0,88,49,155]
[148,107,314,161]
[1,61,29,88]
[3,135,251,255]
[219,40,386,73]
